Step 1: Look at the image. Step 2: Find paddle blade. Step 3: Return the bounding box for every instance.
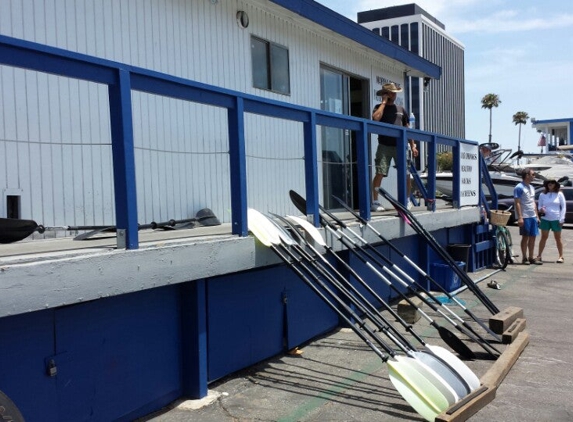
[388,358,450,421]
[289,190,307,214]
[195,208,221,226]
[438,326,476,360]
[0,218,39,244]
[425,345,481,391]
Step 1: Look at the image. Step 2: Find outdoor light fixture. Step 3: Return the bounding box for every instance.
[423,77,431,91]
[236,11,249,28]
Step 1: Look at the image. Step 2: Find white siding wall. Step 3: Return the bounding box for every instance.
[0,0,404,233]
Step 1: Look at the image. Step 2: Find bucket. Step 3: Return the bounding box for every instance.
[447,244,471,271]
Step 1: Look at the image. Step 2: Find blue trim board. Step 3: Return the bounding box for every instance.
[269,0,441,79]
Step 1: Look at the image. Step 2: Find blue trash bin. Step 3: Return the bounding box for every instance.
[430,260,465,292]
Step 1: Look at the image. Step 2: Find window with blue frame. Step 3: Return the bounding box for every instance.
[251,36,290,95]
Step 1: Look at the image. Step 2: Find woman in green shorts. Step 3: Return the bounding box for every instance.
[536,178,566,263]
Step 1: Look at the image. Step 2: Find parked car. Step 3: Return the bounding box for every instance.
[493,186,573,225]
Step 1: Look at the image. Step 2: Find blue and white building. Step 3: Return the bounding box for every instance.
[0,1,489,420]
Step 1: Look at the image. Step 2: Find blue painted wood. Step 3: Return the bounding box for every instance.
[109,69,139,248]
[0,311,58,422]
[53,287,181,421]
[228,98,248,236]
[180,281,208,399]
[206,269,285,381]
[303,113,319,226]
[356,121,371,221]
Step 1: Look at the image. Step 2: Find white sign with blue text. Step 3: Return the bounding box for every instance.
[459,144,480,206]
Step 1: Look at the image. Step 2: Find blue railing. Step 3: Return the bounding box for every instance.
[0,34,478,249]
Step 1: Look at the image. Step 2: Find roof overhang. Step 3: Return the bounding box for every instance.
[268,0,441,80]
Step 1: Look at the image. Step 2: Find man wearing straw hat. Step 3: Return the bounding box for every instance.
[370,82,418,212]
[514,168,542,265]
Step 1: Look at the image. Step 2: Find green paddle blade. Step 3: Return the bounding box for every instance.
[388,357,450,421]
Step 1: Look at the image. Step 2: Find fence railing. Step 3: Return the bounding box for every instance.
[0,34,482,249]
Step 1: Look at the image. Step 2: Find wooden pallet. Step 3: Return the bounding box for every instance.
[435,329,530,421]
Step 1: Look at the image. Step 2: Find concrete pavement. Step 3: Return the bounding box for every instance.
[138,224,573,422]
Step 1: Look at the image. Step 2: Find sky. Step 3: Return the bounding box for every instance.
[315,0,573,153]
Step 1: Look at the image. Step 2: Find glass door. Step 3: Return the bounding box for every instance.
[320,68,351,209]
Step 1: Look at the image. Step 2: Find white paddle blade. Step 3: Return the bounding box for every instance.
[388,357,450,421]
[247,209,279,246]
[286,215,327,246]
[397,356,459,406]
[426,345,481,391]
[412,351,469,399]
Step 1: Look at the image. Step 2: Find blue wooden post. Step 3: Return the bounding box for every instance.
[181,280,208,399]
[396,129,408,206]
[228,97,248,236]
[303,113,319,226]
[108,69,139,249]
[356,121,371,221]
[427,135,438,211]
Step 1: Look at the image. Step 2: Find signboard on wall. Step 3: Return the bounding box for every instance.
[459,143,480,206]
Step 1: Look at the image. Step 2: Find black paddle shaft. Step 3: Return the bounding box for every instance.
[377,187,500,315]
[332,195,503,343]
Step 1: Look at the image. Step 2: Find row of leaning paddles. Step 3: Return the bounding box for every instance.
[0,208,221,244]
[247,209,481,421]
[246,191,503,421]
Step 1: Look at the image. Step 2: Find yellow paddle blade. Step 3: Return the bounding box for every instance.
[388,358,450,421]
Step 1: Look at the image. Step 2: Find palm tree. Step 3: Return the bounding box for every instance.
[481,93,501,143]
[512,111,529,153]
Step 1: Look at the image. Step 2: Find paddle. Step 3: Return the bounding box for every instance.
[288,190,498,358]
[377,186,500,314]
[247,209,452,421]
[0,208,221,243]
[274,214,480,392]
[332,195,504,342]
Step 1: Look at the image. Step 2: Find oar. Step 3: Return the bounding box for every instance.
[332,195,504,342]
[320,217,500,359]
[301,193,492,345]
[247,209,452,421]
[0,218,112,244]
[275,214,480,392]
[0,208,221,243]
[288,190,498,358]
[377,187,500,314]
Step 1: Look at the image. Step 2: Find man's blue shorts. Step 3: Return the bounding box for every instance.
[519,217,539,237]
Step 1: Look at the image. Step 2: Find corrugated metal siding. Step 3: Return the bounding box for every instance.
[0,0,404,232]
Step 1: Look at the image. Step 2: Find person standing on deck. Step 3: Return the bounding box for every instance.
[370,83,418,212]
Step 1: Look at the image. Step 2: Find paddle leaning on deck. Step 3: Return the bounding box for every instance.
[288,190,500,359]
[0,208,221,244]
[271,213,480,392]
[247,209,455,421]
[332,195,503,343]
[377,187,500,315]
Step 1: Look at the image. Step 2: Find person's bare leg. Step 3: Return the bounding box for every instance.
[527,236,536,261]
[537,230,549,259]
[554,231,564,259]
[520,235,528,261]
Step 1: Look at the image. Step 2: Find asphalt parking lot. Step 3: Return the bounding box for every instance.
[139,224,573,422]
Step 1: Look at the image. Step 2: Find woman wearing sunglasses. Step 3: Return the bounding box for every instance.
[536,177,566,263]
